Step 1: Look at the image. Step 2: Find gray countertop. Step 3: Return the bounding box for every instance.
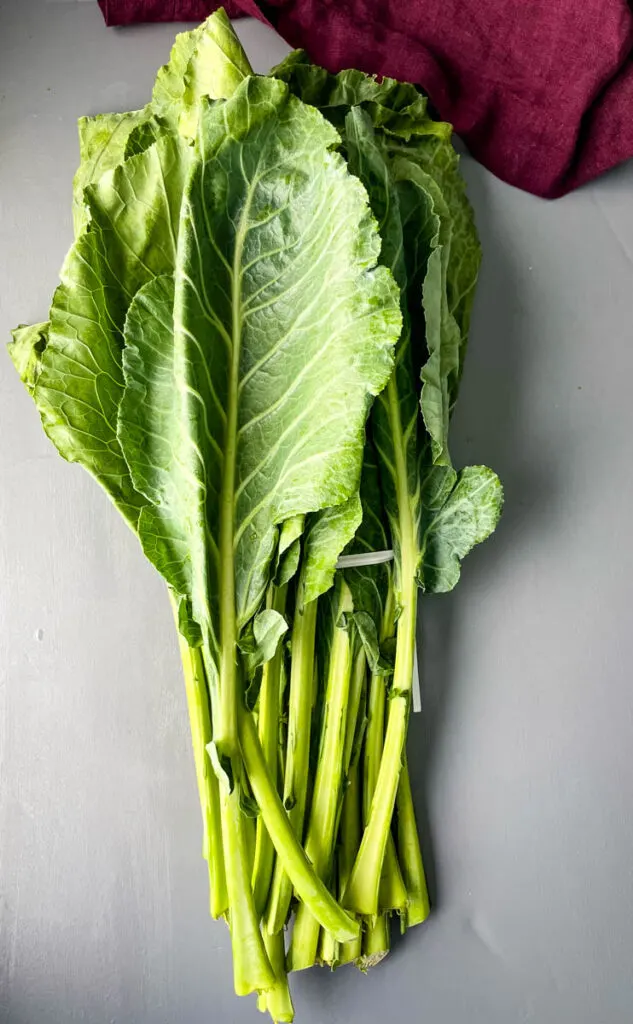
[2,2,633,1023]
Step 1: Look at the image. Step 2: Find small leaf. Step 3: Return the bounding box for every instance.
[349,611,393,676]
[239,792,260,819]
[417,465,503,593]
[301,495,363,607]
[8,322,48,394]
[275,515,305,586]
[206,741,233,793]
[177,594,202,647]
[276,539,302,588]
[238,609,289,680]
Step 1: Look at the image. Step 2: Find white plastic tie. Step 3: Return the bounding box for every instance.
[335,549,394,569]
[335,547,421,713]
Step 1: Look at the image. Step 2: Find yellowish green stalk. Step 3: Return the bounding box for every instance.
[266,593,318,934]
[288,582,355,970]
[344,553,417,915]
[252,585,287,917]
[220,776,275,995]
[396,756,430,927]
[359,914,390,970]
[239,704,359,943]
[174,612,227,918]
[257,929,294,1023]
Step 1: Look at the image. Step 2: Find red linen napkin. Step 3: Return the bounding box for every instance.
[98,0,633,198]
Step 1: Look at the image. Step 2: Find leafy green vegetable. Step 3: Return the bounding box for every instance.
[9,11,503,1021]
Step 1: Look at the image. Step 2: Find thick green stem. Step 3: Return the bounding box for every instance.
[378,836,408,913]
[343,645,368,774]
[174,614,228,918]
[343,569,417,915]
[365,666,407,913]
[239,705,359,943]
[396,756,430,927]
[220,777,275,996]
[252,585,287,917]
[319,925,337,970]
[265,594,318,934]
[257,929,294,1023]
[336,760,362,966]
[360,914,390,970]
[288,582,355,971]
[357,589,406,915]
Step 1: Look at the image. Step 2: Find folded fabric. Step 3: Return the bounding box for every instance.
[98,0,633,198]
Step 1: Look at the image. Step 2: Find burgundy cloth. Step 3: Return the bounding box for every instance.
[98,0,633,198]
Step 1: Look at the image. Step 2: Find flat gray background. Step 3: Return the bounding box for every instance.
[2,1,633,1022]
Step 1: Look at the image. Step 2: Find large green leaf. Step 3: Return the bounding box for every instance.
[274,55,481,427]
[117,78,400,662]
[393,158,461,466]
[37,133,192,527]
[384,134,481,403]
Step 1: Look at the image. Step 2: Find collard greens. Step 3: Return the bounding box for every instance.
[9,10,502,1021]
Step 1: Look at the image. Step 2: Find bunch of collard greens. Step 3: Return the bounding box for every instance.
[9,10,502,1021]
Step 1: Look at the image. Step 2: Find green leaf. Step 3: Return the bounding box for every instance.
[417,465,503,593]
[8,322,48,394]
[154,9,252,139]
[123,116,165,159]
[238,608,289,680]
[383,136,481,404]
[272,53,451,142]
[72,12,250,236]
[72,108,150,236]
[343,109,436,564]
[392,157,461,466]
[37,133,192,528]
[300,495,363,607]
[206,740,233,793]
[276,56,480,448]
[179,8,252,136]
[275,514,305,587]
[117,78,400,657]
[349,610,393,676]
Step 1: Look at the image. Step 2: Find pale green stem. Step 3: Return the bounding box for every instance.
[220,777,275,995]
[396,756,430,927]
[265,594,318,934]
[360,914,390,970]
[318,754,364,970]
[257,929,294,1023]
[173,605,227,918]
[357,587,406,915]
[343,645,368,774]
[252,585,287,917]
[343,569,417,915]
[288,581,355,971]
[319,925,338,970]
[239,705,359,943]
[336,760,362,966]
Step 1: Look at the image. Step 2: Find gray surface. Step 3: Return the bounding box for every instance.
[2,2,633,1022]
